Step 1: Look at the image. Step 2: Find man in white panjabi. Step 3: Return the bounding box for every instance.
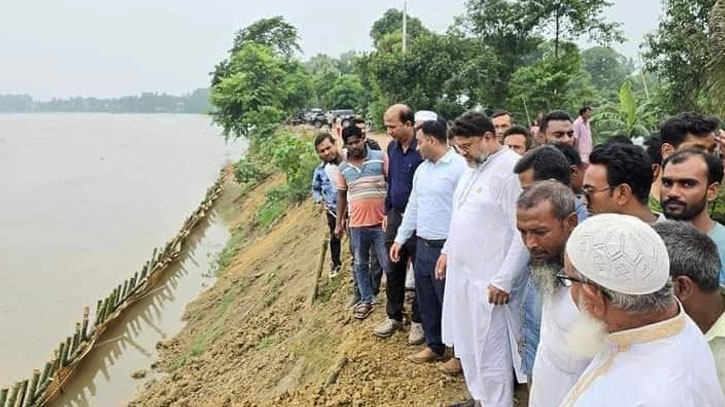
[559,213,725,407]
[436,110,529,407]
[515,180,591,407]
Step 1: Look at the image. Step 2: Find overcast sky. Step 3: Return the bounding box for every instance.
[0,0,662,100]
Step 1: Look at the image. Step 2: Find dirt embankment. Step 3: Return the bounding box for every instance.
[129,171,468,407]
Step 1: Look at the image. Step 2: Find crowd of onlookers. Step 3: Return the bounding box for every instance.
[311,105,725,407]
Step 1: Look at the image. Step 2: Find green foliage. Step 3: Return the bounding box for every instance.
[592,81,664,143]
[211,226,246,275]
[643,0,716,113]
[255,186,290,230]
[370,8,430,49]
[707,0,725,116]
[269,131,318,201]
[231,16,301,58]
[581,46,635,99]
[326,75,366,111]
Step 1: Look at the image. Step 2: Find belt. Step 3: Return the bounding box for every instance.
[419,237,446,247]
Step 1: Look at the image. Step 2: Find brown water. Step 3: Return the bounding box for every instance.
[0,114,244,402]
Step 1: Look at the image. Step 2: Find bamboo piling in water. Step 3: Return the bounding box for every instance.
[0,171,227,407]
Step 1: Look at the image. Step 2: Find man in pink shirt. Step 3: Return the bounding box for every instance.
[573,106,593,163]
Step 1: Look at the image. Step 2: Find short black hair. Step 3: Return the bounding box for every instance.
[589,142,654,204]
[492,109,512,119]
[654,220,721,293]
[660,112,720,148]
[662,148,724,186]
[314,132,335,149]
[552,143,582,168]
[503,126,532,149]
[449,110,495,138]
[420,118,448,144]
[643,136,662,166]
[579,106,592,116]
[513,145,571,186]
[602,134,633,146]
[540,110,572,133]
[341,125,364,144]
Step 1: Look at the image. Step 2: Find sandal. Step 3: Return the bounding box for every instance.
[353,302,373,320]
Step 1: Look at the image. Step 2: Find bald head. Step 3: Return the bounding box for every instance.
[384,104,415,142]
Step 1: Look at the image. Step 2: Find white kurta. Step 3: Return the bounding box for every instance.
[441,148,529,406]
[530,286,591,407]
[560,306,725,407]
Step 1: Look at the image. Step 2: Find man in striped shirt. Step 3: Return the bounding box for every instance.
[335,125,389,320]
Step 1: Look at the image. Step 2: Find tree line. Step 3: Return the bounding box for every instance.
[0,88,211,113]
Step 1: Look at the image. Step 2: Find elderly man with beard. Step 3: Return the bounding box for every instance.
[660,148,725,284]
[516,180,591,407]
[559,213,724,407]
[437,110,529,407]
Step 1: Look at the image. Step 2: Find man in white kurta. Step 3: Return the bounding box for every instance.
[440,111,529,406]
[560,213,725,407]
[515,180,591,407]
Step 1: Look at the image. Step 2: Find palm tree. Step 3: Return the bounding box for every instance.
[591,81,662,143]
[707,0,725,116]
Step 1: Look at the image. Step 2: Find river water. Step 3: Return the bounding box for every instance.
[0,113,244,405]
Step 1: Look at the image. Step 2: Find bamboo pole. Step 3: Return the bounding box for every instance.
[16,380,27,407]
[81,307,90,341]
[61,337,71,366]
[324,356,348,386]
[23,370,39,407]
[308,239,328,306]
[6,382,19,407]
[39,363,51,390]
[93,299,103,327]
[0,388,7,407]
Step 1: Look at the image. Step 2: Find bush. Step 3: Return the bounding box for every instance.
[234,157,267,185]
[255,186,289,229]
[269,131,318,201]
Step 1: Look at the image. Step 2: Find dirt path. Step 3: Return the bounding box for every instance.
[129,172,470,407]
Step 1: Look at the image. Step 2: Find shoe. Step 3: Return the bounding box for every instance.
[345,295,361,309]
[408,322,425,345]
[328,264,341,279]
[408,347,444,364]
[352,302,374,320]
[438,357,463,377]
[373,318,403,338]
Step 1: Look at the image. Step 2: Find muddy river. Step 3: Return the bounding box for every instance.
[0,113,244,405]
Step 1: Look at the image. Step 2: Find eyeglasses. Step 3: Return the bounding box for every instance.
[555,272,588,287]
[454,136,483,153]
[581,185,612,198]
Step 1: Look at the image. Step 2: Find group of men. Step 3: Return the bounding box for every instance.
[312,104,725,407]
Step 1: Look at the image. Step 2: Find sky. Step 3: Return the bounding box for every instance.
[0,0,662,100]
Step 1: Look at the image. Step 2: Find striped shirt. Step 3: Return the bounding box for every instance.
[338,148,388,228]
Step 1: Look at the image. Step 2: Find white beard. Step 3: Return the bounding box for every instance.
[466,151,491,169]
[565,293,609,359]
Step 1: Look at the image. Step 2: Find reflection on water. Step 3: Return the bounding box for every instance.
[55,210,229,407]
[0,113,243,391]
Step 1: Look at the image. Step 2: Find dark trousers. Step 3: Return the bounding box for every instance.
[385,209,420,323]
[348,225,383,298]
[325,211,342,268]
[415,237,446,355]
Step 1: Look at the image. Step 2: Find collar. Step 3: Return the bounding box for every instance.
[435,147,456,165]
[606,302,686,351]
[706,288,725,341]
[395,136,417,153]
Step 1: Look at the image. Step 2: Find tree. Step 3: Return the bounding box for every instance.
[370,8,430,49]
[643,0,716,113]
[581,46,634,98]
[592,81,664,143]
[230,16,301,57]
[326,75,366,110]
[706,0,725,116]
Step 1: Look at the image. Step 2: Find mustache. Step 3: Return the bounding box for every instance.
[662,198,686,207]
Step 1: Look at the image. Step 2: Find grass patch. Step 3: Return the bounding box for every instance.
[255,186,289,230]
[256,333,281,350]
[263,269,282,307]
[210,226,246,275]
[316,274,343,303]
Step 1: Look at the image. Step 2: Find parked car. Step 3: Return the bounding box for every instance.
[327,109,355,127]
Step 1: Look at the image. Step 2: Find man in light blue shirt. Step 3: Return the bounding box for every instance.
[390,118,466,363]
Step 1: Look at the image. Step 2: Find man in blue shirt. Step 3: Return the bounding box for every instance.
[390,118,466,363]
[513,145,588,385]
[660,149,725,284]
[311,133,344,277]
[374,104,425,344]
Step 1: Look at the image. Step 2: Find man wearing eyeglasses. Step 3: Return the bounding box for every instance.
[558,213,724,407]
[515,180,591,407]
[582,142,660,223]
[437,110,529,407]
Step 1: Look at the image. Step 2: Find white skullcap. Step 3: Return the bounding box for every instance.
[414,110,437,123]
[565,213,670,295]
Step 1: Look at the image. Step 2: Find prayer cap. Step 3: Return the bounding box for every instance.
[565,214,669,295]
[414,110,437,123]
